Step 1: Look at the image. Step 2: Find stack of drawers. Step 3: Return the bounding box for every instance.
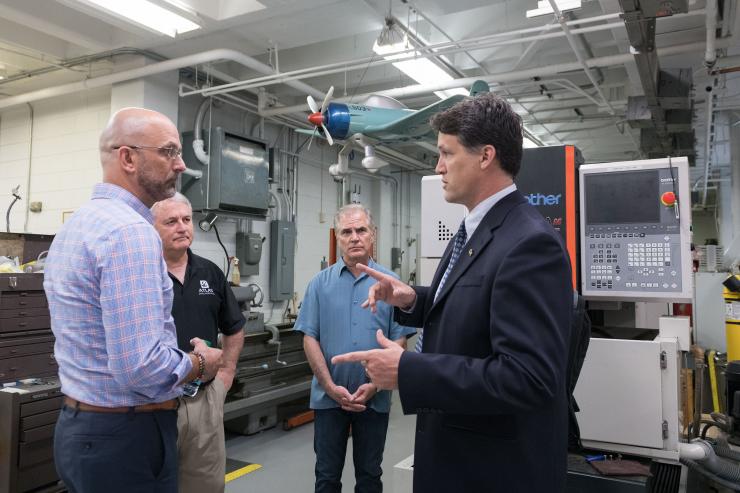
[0,379,63,493]
[0,273,62,492]
[0,273,56,381]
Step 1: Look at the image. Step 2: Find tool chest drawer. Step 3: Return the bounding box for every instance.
[0,273,44,292]
[0,292,48,310]
[0,353,57,381]
[0,315,52,333]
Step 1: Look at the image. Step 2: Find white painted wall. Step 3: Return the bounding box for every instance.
[0,87,110,234]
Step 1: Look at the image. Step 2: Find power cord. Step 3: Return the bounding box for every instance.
[212,223,231,279]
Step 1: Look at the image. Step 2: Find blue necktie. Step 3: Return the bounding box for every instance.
[415,220,467,352]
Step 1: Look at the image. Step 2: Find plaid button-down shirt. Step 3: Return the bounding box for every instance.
[44,183,191,406]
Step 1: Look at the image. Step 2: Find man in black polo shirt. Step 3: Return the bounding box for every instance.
[152,192,245,493]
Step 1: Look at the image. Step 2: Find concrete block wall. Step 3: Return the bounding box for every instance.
[0,88,110,235]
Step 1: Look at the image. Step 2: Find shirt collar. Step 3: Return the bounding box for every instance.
[92,183,154,224]
[336,256,376,279]
[464,183,517,241]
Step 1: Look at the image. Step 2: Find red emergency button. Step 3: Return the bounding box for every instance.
[661,191,676,207]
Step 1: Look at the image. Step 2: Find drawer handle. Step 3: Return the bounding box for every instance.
[19,311,27,316]
[19,301,27,306]
[19,292,27,297]
[18,322,27,327]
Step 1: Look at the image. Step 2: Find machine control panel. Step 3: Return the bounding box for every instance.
[580,158,692,301]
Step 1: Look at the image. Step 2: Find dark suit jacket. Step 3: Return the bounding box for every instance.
[396,190,572,493]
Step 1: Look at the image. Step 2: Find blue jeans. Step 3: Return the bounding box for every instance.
[313,407,390,493]
[54,404,178,493]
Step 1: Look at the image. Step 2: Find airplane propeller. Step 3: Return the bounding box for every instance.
[306,86,334,149]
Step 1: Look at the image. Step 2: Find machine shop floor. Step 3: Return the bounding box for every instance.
[225,391,416,492]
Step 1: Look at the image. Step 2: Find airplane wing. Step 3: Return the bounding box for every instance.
[361,94,466,143]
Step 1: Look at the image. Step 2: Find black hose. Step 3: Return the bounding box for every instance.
[212,223,231,279]
[681,458,740,492]
[5,193,20,233]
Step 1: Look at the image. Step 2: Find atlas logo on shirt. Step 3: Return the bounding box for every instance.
[198,280,215,296]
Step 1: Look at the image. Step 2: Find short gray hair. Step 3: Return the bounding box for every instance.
[151,192,192,217]
[334,203,376,230]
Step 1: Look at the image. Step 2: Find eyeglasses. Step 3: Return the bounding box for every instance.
[112,145,183,160]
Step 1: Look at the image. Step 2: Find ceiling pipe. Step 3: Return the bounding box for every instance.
[172,8,706,102]
[390,3,562,147]
[0,47,167,87]
[702,78,717,207]
[262,39,728,118]
[189,97,211,175]
[705,0,718,68]
[0,48,325,110]
[547,0,615,115]
[186,21,628,100]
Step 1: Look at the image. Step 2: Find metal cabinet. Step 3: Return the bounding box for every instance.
[0,379,64,493]
[0,273,62,492]
[0,274,56,381]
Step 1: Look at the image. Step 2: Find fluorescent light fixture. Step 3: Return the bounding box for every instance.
[0,64,6,81]
[372,32,541,147]
[526,0,582,18]
[373,36,467,100]
[80,0,200,37]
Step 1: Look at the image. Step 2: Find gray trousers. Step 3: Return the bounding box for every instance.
[177,378,228,493]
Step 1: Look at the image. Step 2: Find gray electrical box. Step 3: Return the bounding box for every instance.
[181,127,269,215]
[391,247,402,270]
[236,232,262,276]
[269,220,296,301]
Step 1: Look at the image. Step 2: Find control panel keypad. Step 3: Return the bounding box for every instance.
[586,233,680,292]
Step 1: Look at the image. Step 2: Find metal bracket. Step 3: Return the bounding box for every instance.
[662,420,669,439]
[660,350,667,369]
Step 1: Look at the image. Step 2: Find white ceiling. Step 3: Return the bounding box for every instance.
[0,0,738,185]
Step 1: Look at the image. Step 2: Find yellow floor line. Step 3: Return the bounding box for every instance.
[225,463,262,483]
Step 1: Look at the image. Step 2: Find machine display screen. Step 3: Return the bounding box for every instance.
[585,170,660,224]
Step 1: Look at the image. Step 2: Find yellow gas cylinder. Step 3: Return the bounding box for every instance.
[725,275,740,361]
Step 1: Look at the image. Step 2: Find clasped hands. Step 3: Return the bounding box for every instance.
[331,263,416,392]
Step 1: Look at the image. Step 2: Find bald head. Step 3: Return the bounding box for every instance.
[99,107,185,207]
[100,108,177,164]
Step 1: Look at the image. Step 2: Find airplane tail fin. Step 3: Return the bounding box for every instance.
[469,80,490,97]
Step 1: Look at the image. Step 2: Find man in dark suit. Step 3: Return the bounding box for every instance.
[333,92,572,492]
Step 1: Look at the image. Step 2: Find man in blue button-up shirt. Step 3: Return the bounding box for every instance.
[45,108,223,493]
[295,204,415,493]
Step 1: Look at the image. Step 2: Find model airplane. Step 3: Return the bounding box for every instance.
[301,80,490,177]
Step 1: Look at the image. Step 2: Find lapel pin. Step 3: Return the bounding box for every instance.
[468,249,474,256]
